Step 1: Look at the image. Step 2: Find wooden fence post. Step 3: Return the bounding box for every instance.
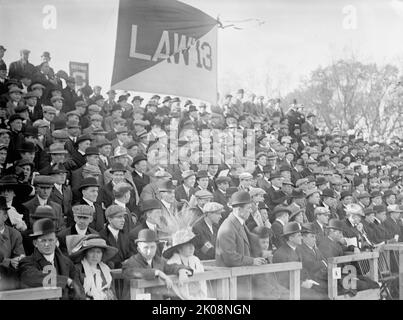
[289,269,300,300]
[229,277,237,300]
[327,261,338,300]
[399,249,403,300]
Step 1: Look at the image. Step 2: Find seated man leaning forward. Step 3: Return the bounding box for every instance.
[121,229,193,300]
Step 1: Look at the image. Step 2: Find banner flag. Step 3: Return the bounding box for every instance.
[111,0,218,103]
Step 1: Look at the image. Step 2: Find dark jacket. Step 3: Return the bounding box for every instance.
[131,170,150,196]
[79,198,106,232]
[57,225,98,255]
[121,253,192,300]
[18,247,84,300]
[192,218,218,261]
[49,185,73,227]
[99,226,132,269]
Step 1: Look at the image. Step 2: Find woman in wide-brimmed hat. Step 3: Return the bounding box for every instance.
[66,234,118,300]
[162,227,207,300]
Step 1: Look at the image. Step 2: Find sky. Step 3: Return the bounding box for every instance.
[1,0,403,99]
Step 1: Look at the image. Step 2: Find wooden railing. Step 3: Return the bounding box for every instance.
[327,251,379,300]
[111,261,302,300]
[383,243,403,300]
[0,287,62,300]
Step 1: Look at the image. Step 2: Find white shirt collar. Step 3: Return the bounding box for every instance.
[276,218,285,226]
[135,170,143,177]
[204,218,214,234]
[115,199,126,208]
[146,221,157,231]
[233,212,245,226]
[75,224,87,236]
[83,198,94,207]
[43,252,55,264]
[288,242,297,251]
[78,150,85,155]
[161,199,171,209]
[108,225,120,239]
[38,196,47,206]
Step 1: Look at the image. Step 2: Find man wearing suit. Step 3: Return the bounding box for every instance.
[311,207,330,244]
[18,218,84,300]
[122,229,192,300]
[8,49,36,80]
[215,191,266,300]
[193,202,222,261]
[158,180,177,216]
[99,205,132,269]
[139,170,171,204]
[372,205,390,243]
[48,163,73,226]
[56,205,98,255]
[265,172,286,211]
[175,170,196,210]
[273,221,327,299]
[384,205,403,242]
[111,182,138,234]
[213,176,231,208]
[22,175,65,231]
[128,199,164,255]
[97,138,112,172]
[271,206,291,250]
[296,224,328,287]
[131,154,150,196]
[78,177,105,232]
[62,77,79,113]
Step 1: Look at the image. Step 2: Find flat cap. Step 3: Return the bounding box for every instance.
[203,202,224,214]
[34,175,55,187]
[43,106,57,114]
[82,163,102,176]
[249,187,266,197]
[72,205,95,217]
[239,172,253,180]
[90,114,103,121]
[105,205,127,219]
[33,119,50,128]
[182,170,196,180]
[194,190,213,199]
[52,130,69,139]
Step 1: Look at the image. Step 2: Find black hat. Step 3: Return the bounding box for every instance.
[50,163,68,175]
[23,126,38,138]
[325,219,344,231]
[301,223,316,234]
[322,188,336,198]
[0,175,32,195]
[17,141,37,153]
[31,205,56,220]
[110,162,127,173]
[230,191,251,207]
[84,147,99,156]
[252,226,272,238]
[159,180,175,192]
[132,154,147,167]
[196,170,208,179]
[141,199,161,213]
[30,218,56,238]
[282,222,303,236]
[135,229,159,243]
[78,177,99,191]
[269,172,283,180]
[75,134,93,146]
[340,191,352,199]
[8,114,24,123]
[272,206,292,218]
[215,176,231,185]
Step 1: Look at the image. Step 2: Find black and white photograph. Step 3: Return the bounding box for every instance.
[1,0,403,306]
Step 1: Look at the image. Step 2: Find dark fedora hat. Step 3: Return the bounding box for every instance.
[78,177,99,191]
[272,206,292,218]
[141,199,161,213]
[75,134,93,146]
[301,223,315,234]
[31,205,56,220]
[84,146,99,157]
[135,229,159,243]
[230,190,251,207]
[110,162,127,173]
[196,170,209,179]
[159,180,175,192]
[49,163,68,175]
[30,218,56,238]
[131,154,147,167]
[325,219,344,231]
[282,222,303,236]
[0,175,32,195]
[17,141,37,153]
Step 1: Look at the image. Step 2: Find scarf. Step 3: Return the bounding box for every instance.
[81,258,112,300]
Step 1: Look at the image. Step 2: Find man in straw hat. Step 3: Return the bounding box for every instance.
[216,190,266,300]
[192,202,224,261]
[122,228,193,300]
[18,218,85,300]
[273,221,328,300]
